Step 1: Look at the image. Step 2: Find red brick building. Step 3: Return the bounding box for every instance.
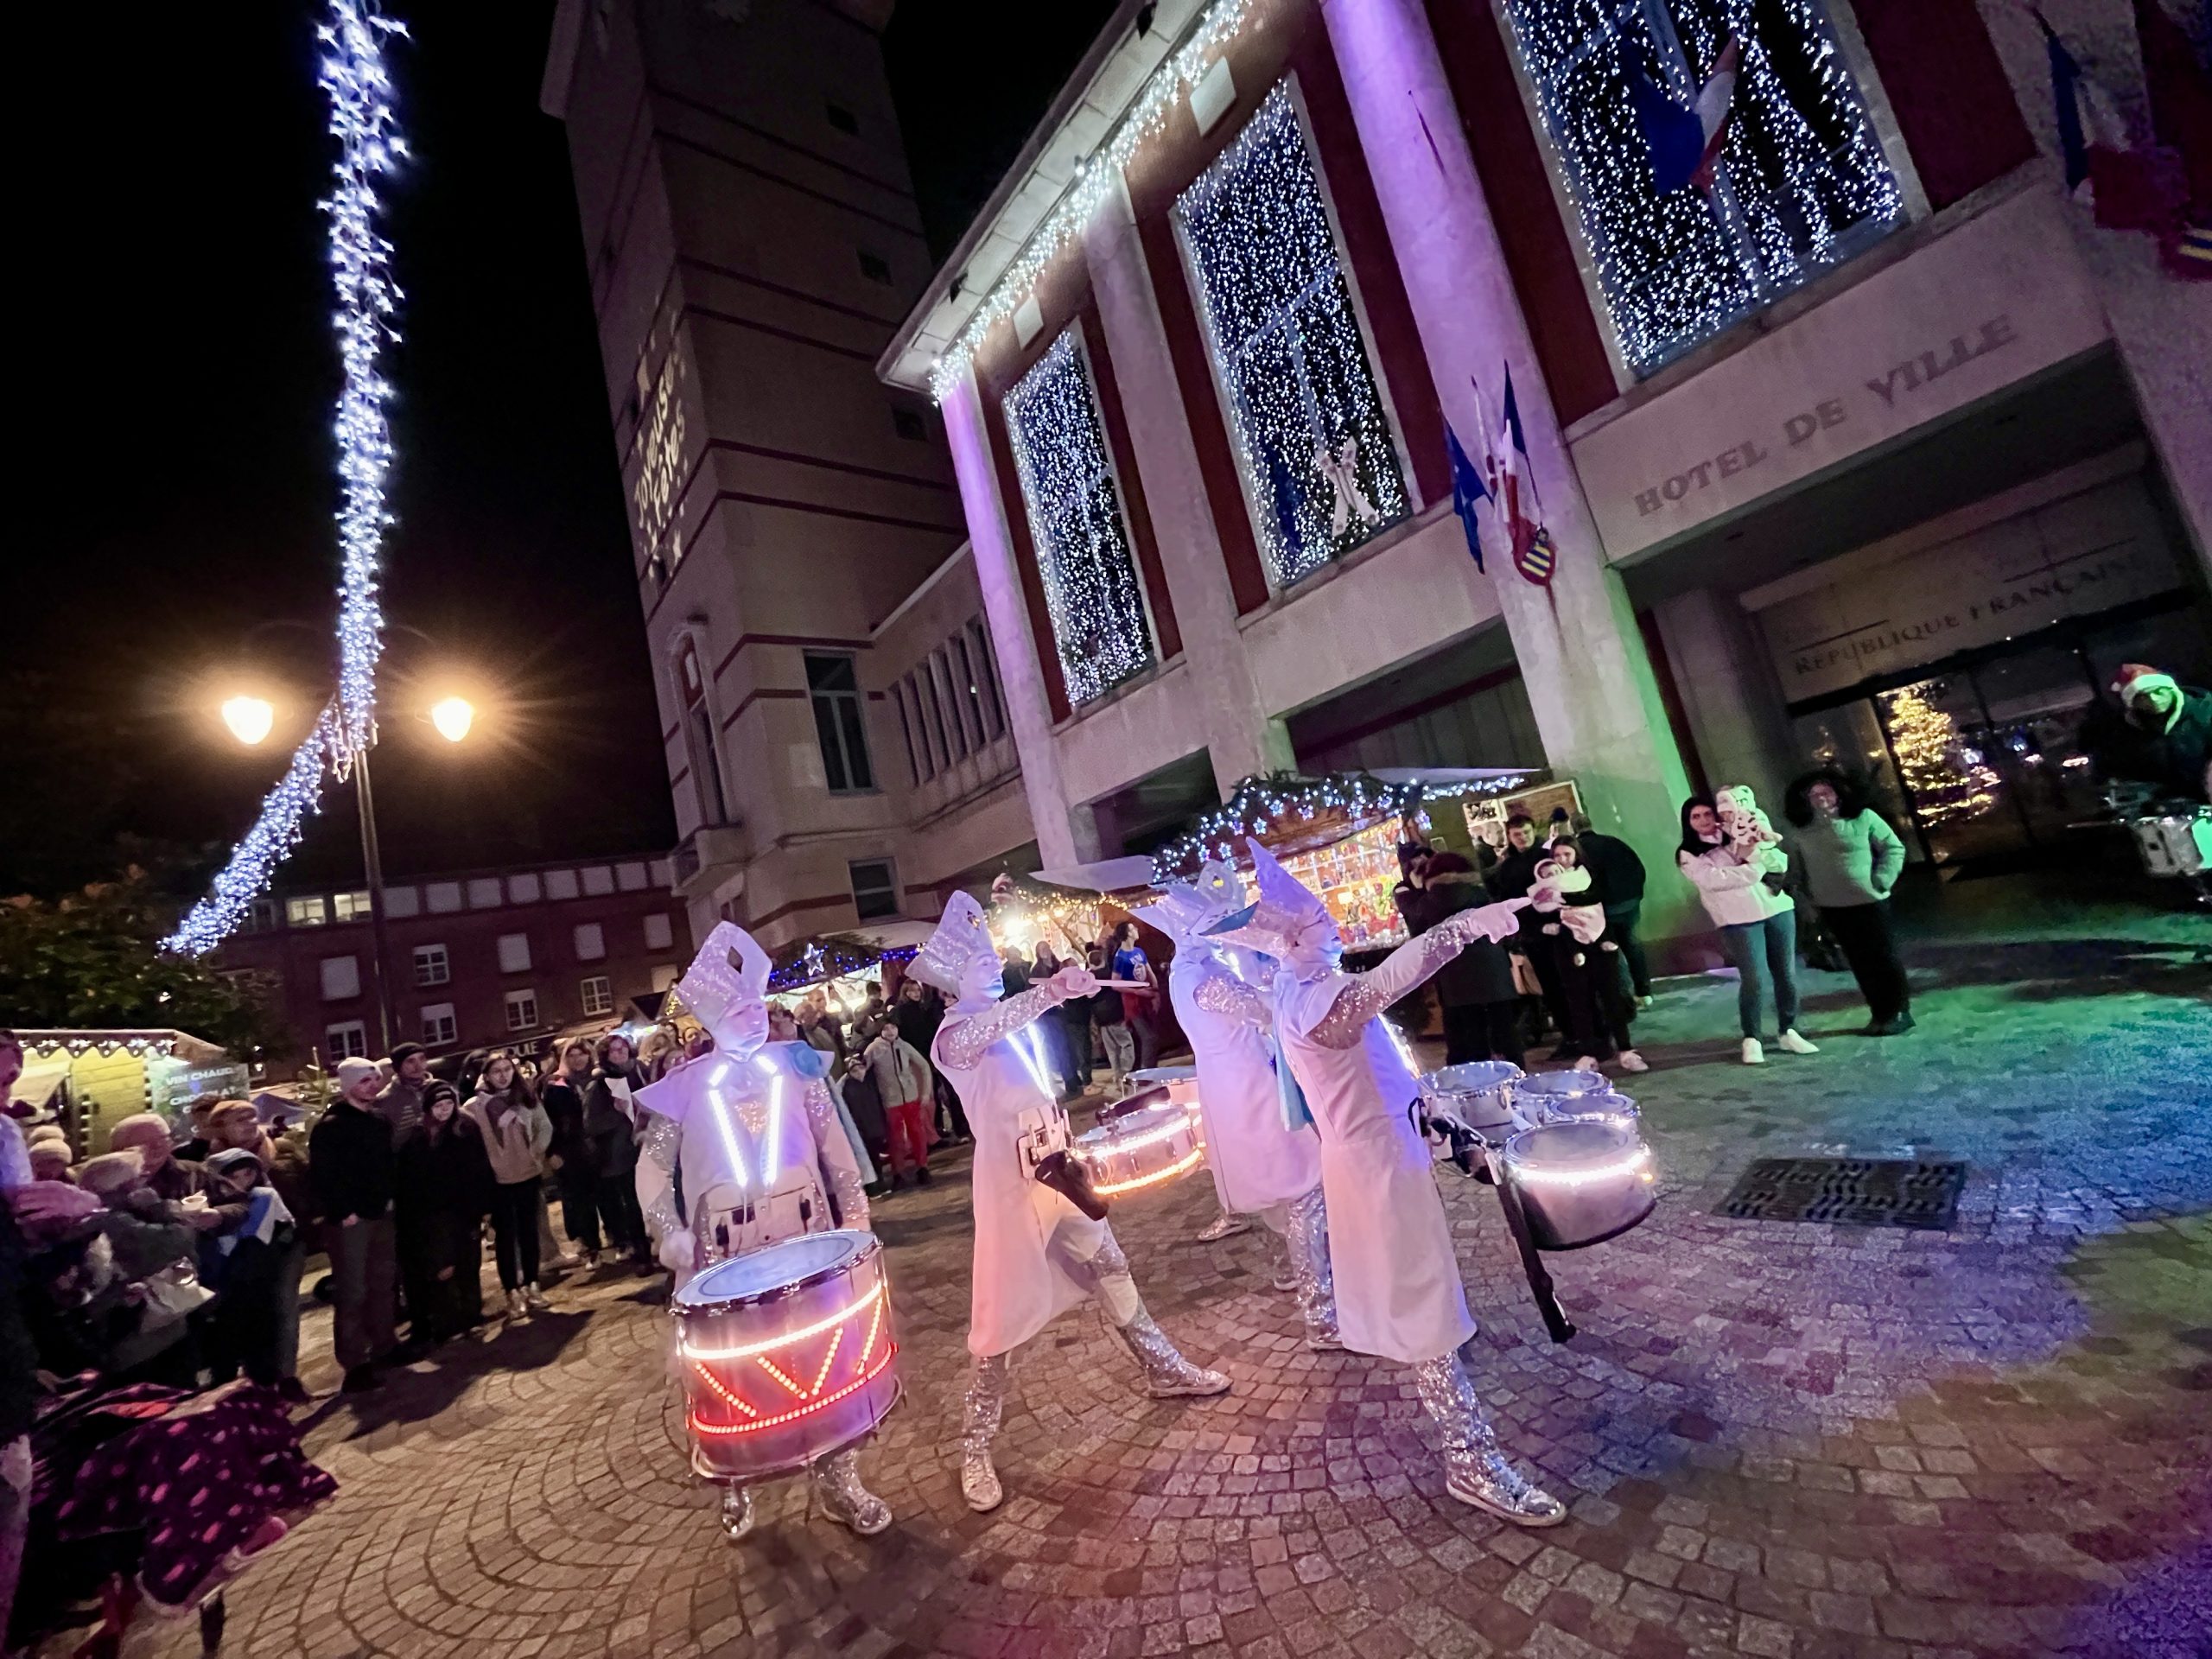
[219,854,693,1077]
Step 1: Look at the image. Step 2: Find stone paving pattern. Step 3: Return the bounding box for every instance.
[108,899,2212,1658]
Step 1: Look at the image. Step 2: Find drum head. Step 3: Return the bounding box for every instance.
[1127,1065,1196,1084]
[677,1230,865,1307]
[1503,1118,1640,1173]
[1420,1060,1523,1097]
[1515,1069,1614,1101]
[1077,1102,1185,1147]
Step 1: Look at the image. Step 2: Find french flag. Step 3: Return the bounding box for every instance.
[1496,369,1554,588]
[1628,35,1741,196]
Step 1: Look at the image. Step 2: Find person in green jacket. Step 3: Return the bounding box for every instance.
[1783,770,1913,1035]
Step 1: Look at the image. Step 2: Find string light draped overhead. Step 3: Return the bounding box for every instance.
[1501,0,1901,375]
[164,0,407,957]
[1001,329,1155,706]
[1175,82,1411,590]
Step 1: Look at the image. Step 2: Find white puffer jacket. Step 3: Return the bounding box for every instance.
[1678,839,1794,928]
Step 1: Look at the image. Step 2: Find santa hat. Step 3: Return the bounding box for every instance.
[673,920,772,1042]
[1132,859,1247,943]
[1203,841,1334,960]
[911,891,1001,994]
[2111,664,2178,705]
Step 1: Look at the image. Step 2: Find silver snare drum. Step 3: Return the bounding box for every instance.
[672,1230,900,1485]
[1417,1060,1524,1140]
[1071,1101,1206,1198]
[1500,1119,1656,1251]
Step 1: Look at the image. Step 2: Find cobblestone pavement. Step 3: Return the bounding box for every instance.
[118,906,2211,1659]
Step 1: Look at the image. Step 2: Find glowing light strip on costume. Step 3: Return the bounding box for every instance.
[679,1277,886,1362]
[761,1072,785,1188]
[1091,1146,1206,1196]
[706,1061,750,1189]
[687,1344,898,1436]
[1015,1026,1057,1103]
[1509,1147,1655,1188]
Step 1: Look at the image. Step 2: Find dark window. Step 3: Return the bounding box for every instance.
[892,406,927,442]
[825,101,859,135]
[965,619,1005,738]
[857,250,893,285]
[931,649,969,760]
[893,679,921,785]
[915,665,950,772]
[903,676,936,780]
[804,652,874,793]
[849,858,899,922]
[950,635,988,750]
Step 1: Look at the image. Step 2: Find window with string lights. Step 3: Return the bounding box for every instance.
[1501,0,1904,377]
[1174,79,1412,593]
[1001,326,1158,707]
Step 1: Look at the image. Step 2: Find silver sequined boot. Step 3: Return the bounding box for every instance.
[960,1352,1009,1512]
[1285,1186,1341,1350]
[1197,1208,1253,1243]
[1109,1309,1232,1397]
[811,1449,892,1536]
[1412,1353,1566,1527]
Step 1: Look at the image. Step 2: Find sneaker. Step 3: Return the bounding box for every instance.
[961,1452,1004,1513]
[341,1364,378,1395]
[505,1289,529,1318]
[1741,1039,1766,1065]
[276,1376,311,1405]
[1196,1211,1253,1243]
[553,1249,582,1268]
[1776,1029,1820,1055]
[1635,995,1655,1010]
[523,1285,550,1310]
[915,1166,933,1187]
[1866,1012,1916,1036]
[1570,1054,1600,1072]
[1616,1049,1649,1074]
[1444,1452,1568,1528]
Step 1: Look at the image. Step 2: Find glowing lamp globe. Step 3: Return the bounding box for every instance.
[429,696,474,743]
[222,696,276,747]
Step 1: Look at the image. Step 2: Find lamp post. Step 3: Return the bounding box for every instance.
[223,691,475,1058]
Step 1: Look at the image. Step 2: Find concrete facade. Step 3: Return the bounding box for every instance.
[878,0,2209,957]
[542,0,1039,947]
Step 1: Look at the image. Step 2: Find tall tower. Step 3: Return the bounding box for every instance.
[543,0,969,940]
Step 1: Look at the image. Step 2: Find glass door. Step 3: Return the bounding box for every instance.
[1972,645,2102,846]
[1874,676,2013,867]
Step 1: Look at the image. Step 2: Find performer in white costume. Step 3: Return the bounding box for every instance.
[634,923,893,1541]
[918,893,1230,1513]
[1208,843,1567,1526]
[1133,862,1338,1348]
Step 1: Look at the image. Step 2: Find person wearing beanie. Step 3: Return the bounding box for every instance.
[309,1054,399,1391]
[2080,663,2211,804]
[396,1080,493,1346]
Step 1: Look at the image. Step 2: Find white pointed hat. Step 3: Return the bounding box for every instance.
[911,891,1000,993]
[1202,841,1335,960]
[1132,858,1247,943]
[674,920,772,1043]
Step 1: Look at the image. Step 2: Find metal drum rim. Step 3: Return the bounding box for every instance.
[675,1227,880,1312]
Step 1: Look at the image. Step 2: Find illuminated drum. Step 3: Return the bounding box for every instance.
[1528,1089,1639,1131]
[1127,1065,1203,1122]
[1071,1101,1206,1198]
[673,1230,900,1485]
[1417,1060,1524,1140]
[1510,1069,1617,1119]
[1499,1118,1656,1251]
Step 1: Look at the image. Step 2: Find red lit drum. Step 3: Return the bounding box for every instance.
[1072,1101,1206,1198]
[673,1229,900,1484]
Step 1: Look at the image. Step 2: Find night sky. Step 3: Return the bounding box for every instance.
[7,0,1112,901]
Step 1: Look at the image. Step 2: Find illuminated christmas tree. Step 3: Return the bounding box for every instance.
[1881,682,1999,827]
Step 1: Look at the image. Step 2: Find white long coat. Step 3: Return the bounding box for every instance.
[1168,951,1320,1214]
[932,1014,1106,1357]
[1274,974,1475,1364]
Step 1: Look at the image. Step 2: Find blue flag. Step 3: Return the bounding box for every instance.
[2037,14,2091,191]
[1446,423,1488,573]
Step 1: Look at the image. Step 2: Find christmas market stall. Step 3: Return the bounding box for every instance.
[1149,770,1536,960]
[8,1029,239,1156]
[763,931,925,1018]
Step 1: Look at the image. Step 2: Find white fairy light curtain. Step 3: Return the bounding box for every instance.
[165,0,407,956]
[1503,0,1902,376]
[1175,81,1410,590]
[1001,328,1156,706]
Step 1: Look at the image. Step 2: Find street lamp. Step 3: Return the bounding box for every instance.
[429,696,474,743]
[221,696,276,747]
[219,685,475,1057]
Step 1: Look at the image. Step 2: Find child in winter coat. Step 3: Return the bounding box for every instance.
[1527,838,1646,1074]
